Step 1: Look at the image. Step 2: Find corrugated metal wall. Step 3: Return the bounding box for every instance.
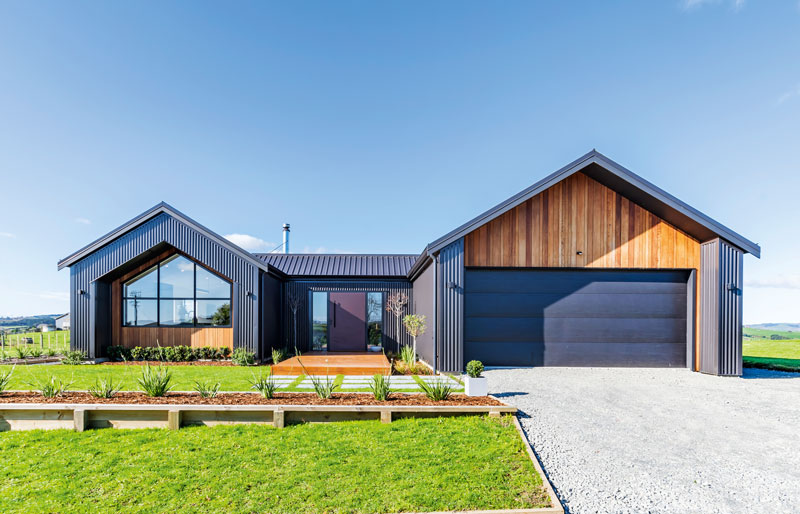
[438,238,464,372]
[411,260,435,366]
[69,213,261,356]
[283,279,413,353]
[700,238,743,376]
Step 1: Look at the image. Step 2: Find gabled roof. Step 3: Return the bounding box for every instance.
[54,313,69,320]
[57,202,285,275]
[256,253,417,278]
[426,150,761,257]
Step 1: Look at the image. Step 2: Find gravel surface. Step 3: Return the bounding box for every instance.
[489,367,800,513]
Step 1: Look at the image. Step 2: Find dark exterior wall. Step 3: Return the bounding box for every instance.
[69,213,261,357]
[282,279,413,354]
[260,271,284,359]
[700,238,744,376]
[411,260,435,366]
[438,238,464,372]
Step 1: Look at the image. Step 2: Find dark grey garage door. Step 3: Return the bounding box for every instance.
[464,269,689,367]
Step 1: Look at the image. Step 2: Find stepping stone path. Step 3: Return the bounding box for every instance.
[275,374,463,392]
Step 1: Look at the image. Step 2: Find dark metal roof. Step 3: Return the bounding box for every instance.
[426,150,761,258]
[255,253,417,278]
[57,202,285,276]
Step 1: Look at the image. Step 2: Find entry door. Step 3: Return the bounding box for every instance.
[328,292,367,352]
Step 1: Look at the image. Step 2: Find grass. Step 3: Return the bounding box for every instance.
[743,326,799,340]
[743,339,800,372]
[0,330,70,351]
[0,416,548,513]
[0,364,463,392]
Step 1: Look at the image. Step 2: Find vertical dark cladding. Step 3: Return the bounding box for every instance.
[260,271,284,358]
[69,213,261,357]
[282,279,413,354]
[411,260,435,367]
[700,238,743,376]
[438,238,464,372]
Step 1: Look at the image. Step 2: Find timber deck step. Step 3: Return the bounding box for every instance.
[271,352,391,376]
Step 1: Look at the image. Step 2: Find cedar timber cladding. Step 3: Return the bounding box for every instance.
[68,213,260,358]
[464,171,702,370]
[464,172,701,270]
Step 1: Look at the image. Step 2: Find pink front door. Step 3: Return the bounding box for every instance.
[328,292,367,352]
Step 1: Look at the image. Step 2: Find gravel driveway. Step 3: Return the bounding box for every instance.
[489,367,800,513]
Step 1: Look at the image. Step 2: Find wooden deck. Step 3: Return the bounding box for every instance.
[271,352,391,376]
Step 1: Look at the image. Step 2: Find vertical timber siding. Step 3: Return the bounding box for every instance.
[700,239,743,376]
[283,280,413,353]
[438,239,464,372]
[464,172,701,270]
[69,213,261,357]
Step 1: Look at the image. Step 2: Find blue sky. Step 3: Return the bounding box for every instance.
[0,1,798,323]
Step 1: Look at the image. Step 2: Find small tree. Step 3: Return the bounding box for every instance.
[402,314,426,357]
[288,292,301,350]
[385,292,409,348]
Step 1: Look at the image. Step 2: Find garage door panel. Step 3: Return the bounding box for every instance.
[465,292,686,318]
[463,341,685,367]
[463,341,543,367]
[463,269,689,367]
[542,342,686,367]
[465,316,686,344]
[466,269,688,294]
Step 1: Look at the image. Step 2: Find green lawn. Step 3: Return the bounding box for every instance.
[743,339,800,372]
[0,364,462,393]
[0,416,548,513]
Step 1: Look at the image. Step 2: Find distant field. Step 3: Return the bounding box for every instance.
[743,326,800,340]
[0,330,70,355]
[743,339,800,372]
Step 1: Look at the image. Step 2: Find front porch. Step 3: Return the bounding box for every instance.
[271,351,392,376]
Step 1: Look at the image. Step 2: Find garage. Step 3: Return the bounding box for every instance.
[464,268,690,367]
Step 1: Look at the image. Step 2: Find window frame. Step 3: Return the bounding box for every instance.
[121,254,232,328]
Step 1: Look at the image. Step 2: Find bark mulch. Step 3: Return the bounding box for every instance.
[0,391,504,407]
[101,360,242,367]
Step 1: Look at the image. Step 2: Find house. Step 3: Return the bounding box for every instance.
[55,313,70,330]
[57,151,760,376]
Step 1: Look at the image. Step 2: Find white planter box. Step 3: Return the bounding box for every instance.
[464,376,488,397]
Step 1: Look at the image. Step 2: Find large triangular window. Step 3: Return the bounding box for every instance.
[122,254,231,327]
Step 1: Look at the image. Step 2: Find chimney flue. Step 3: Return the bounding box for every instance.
[282,224,290,254]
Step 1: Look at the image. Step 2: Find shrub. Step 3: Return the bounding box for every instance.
[89,376,121,398]
[130,346,146,361]
[250,370,277,399]
[194,380,221,398]
[399,345,416,366]
[107,345,130,361]
[296,358,337,399]
[419,378,453,401]
[62,350,86,365]
[138,365,173,397]
[13,346,27,359]
[369,374,391,401]
[0,366,14,393]
[162,347,178,362]
[220,347,232,359]
[271,347,287,364]
[232,348,255,366]
[33,375,72,398]
[29,347,43,358]
[465,360,484,378]
[176,345,193,362]
[45,348,58,357]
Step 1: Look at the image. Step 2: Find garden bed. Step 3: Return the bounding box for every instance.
[100,360,238,366]
[0,357,61,365]
[0,391,501,406]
